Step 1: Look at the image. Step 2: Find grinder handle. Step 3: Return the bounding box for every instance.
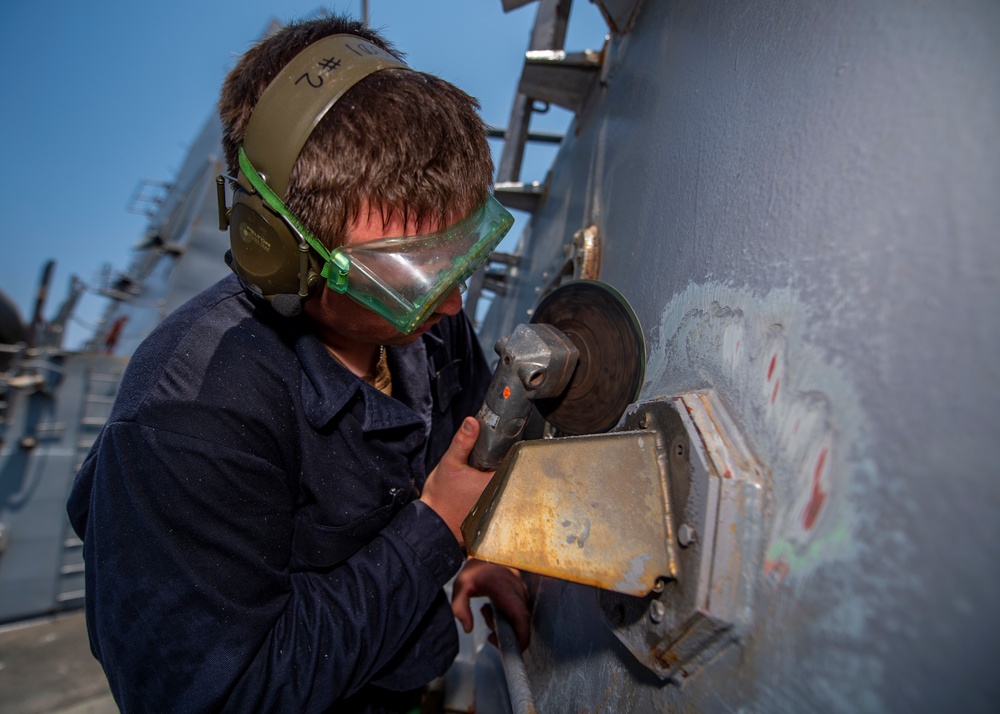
[470,359,534,470]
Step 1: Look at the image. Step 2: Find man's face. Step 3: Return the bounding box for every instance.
[302,208,465,348]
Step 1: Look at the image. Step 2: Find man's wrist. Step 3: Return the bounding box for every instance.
[390,500,466,580]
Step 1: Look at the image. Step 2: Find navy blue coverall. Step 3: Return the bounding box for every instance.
[67,275,492,713]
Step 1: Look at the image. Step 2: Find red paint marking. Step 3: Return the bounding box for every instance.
[767,354,777,381]
[723,468,733,479]
[771,379,780,404]
[502,386,511,399]
[764,559,790,581]
[802,447,828,530]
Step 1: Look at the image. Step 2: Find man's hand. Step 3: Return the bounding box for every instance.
[420,417,494,548]
[451,558,530,650]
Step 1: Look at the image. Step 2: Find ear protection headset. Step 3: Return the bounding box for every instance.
[216,34,408,316]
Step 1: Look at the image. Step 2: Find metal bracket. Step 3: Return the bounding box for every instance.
[566,224,602,281]
[463,422,679,595]
[494,181,547,214]
[593,0,645,34]
[519,49,603,114]
[463,391,764,681]
[599,393,765,681]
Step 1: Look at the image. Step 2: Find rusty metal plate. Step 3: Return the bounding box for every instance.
[463,430,676,596]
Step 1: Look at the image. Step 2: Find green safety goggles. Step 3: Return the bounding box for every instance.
[330,196,514,333]
[238,146,514,334]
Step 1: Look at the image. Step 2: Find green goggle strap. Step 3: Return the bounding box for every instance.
[237,145,350,291]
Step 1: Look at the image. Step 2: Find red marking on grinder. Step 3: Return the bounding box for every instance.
[767,354,777,381]
[502,386,511,399]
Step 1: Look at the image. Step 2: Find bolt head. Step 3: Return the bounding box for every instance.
[677,523,696,548]
[649,599,665,623]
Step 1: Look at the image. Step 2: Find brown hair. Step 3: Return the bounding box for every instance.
[218,14,494,248]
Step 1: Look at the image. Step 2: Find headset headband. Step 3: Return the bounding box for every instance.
[241,34,409,197]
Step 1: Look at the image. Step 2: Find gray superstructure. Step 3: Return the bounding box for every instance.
[0,111,231,624]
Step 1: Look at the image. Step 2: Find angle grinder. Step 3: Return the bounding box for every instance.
[470,280,646,470]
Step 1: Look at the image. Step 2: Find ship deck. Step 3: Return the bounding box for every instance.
[0,611,116,713]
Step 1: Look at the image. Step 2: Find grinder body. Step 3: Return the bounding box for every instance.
[469,280,646,471]
[470,324,579,470]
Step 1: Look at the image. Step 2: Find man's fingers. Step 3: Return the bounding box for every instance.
[480,602,495,631]
[490,586,532,650]
[451,584,474,633]
[482,602,530,651]
[419,418,493,546]
[512,614,530,651]
[445,416,479,464]
[453,561,531,649]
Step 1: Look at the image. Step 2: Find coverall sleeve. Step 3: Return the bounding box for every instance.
[72,418,464,713]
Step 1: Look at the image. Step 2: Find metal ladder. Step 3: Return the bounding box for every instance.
[56,362,123,608]
[468,0,605,323]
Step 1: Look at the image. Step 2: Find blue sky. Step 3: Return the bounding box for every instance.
[0,1,607,348]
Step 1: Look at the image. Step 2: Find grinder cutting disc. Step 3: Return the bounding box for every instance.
[530,280,645,435]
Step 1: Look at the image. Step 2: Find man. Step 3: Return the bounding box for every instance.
[68,14,529,713]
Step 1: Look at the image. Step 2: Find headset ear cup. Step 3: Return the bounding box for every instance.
[228,188,321,299]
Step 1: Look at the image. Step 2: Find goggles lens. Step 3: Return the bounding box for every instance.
[329,195,513,334]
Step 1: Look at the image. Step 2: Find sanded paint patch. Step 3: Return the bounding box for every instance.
[765,520,852,580]
[639,280,886,707]
[642,281,878,565]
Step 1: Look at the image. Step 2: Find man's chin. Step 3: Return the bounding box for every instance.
[405,317,441,339]
[382,324,431,346]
